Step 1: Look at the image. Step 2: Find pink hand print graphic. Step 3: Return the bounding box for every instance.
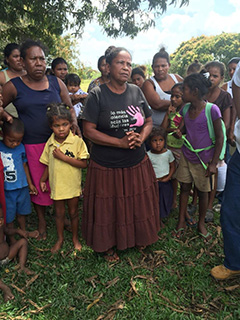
[126,105,144,127]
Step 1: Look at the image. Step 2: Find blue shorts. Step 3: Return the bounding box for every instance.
[5,187,31,223]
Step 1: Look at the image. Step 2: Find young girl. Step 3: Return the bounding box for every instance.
[147,127,175,226]
[161,83,184,209]
[174,72,223,241]
[40,103,89,253]
[204,61,232,222]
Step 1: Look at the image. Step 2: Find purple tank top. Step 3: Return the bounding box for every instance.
[11,75,61,144]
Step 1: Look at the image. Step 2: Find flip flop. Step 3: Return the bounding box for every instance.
[199,231,212,243]
[172,227,186,239]
[103,250,120,263]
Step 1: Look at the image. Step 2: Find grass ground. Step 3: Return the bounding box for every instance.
[0,176,239,319]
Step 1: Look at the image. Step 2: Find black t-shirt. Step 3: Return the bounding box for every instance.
[83,83,152,168]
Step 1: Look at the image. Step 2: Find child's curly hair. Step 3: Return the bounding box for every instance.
[147,127,167,148]
[46,103,72,126]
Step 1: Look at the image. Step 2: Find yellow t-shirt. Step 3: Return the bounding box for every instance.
[40,131,89,200]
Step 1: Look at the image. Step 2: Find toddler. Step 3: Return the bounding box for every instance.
[0,119,38,243]
[65,73,88,118]
[40,103,89,253]
[147,127,175,226]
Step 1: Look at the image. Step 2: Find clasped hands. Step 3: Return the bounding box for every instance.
[121,131,142,149]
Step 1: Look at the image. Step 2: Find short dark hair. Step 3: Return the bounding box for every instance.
[227,57,240,66]
[152,47,170,66]
[97,56,106,70]
[3,43,20,66]
[205,61,225,77]
[171,82,184,93]
[2,118,24,136]
[131,66,146,80]
[186,60,202,75]
[46,103,72,126]
[51,57,68,71]
[20,39,45,59]
[148,127,167,148]
[65,73,81,86]
[105,47,131,65]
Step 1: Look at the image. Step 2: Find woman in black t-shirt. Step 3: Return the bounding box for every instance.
[82,47,160,262]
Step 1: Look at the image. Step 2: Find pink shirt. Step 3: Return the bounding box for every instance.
[181,104,221,164]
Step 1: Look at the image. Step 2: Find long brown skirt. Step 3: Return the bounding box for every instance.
[82,155,160,252]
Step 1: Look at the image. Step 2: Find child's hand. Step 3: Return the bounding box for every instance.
[206,162,217,177]
[40,181,48,193]
[168,104,176,114]
[52,148,66,161]
[173,128,182,139]
[29,184,38,195]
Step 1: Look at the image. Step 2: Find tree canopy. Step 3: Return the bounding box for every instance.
[170,33,240,78]
[0,0,189,53]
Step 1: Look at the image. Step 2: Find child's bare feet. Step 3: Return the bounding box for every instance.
[51,240,63,254]
[73,240,82,251]
[3,286,14,302]
[36,231,47,241]
[18,266,35,275]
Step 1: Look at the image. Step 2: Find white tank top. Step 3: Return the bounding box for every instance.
[150,74,178,126]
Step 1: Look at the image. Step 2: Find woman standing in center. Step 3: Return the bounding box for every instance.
[82,47,160,261]
[142,47,183,126]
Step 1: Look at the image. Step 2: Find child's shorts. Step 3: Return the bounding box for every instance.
[5,187,31,223]
[176,154,214,193]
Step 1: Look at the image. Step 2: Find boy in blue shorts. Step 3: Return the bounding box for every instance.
[0,119,39,243]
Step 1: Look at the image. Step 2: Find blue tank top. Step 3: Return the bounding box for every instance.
[11,75,61,144]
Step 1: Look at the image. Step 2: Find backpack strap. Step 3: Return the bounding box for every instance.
[205,102,215,143]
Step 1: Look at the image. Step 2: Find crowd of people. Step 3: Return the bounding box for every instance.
[0,40,240,302]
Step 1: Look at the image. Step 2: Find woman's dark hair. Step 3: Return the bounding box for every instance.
[3,43,20,66]
[148,127,167,148]
[105,47,131,65]
[171,82,184,93]
[186,59,202,75]
[51,57,68,71]
[2,118,24,135]
[227,57,240,66]
[65,73,81,86]
[152,47,170,65]
[184,70,212,98]
[104,46,116,57]
[131,66,146,79]
[97,55,106,70]
[46,103,72,126]
[20,39,45,59]
[205,61,225,77]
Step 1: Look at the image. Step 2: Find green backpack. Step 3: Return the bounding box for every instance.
[182,102,227,169]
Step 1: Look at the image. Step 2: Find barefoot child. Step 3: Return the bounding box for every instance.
[0,204,33,276]
[0,119,39,243]
[40,103,89,253]
[174,71,224,241]
[147,127,175,226]
[161,83,184,209]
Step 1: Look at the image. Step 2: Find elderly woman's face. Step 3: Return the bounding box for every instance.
[22,46,46,80]
[109,51,132,83]
[6,49,23,72]
[152,57,170,81]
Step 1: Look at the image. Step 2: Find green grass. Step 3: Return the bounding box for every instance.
[0,178,239,319]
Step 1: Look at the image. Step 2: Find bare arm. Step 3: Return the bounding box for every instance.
[206,117,223,176]
[39,166,49,192]
[23,163,38,195]
[160,160,176,182]
[142,80,170,111]
[232,81,240,119]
